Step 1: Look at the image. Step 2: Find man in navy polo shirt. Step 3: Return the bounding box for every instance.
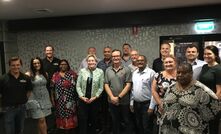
[0,56,32,134]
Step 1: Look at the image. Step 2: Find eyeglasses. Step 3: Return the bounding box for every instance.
[112,55,120,58]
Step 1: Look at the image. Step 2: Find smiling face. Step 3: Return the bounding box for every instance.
[45,46,54,59]
[103,47,112,60]
[32,59,41,71]
[112,50,121,65]
[9,60,21,74]
[204,48,216,64]
[160,43,171,58]
[87,56,97,69]
[185,47,199,62]
[163,56,176,71]
[137,55,147,70]
[130,50,139,62]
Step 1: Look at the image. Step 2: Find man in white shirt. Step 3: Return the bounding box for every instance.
[130,55,155,134]
[185,44,206,80]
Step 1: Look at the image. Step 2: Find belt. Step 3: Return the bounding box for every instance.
[134,100,150,104]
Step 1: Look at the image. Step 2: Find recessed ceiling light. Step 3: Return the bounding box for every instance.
[3,0,11,2]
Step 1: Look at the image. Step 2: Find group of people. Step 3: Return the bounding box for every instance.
[0,42,221,134]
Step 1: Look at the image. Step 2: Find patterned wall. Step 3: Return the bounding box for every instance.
[17,22,221,72]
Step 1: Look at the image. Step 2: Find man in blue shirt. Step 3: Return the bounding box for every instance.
[130,55,155,134]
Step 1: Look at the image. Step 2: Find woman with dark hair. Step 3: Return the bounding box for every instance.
[199,45,221,134]
[26,57,52,134]
[51,59,78,133]
[160,63,221,134]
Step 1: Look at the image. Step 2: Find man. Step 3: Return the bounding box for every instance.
[0,57,32,134]
[152,42,170,72]
[42,45,60,134]
[78,47,100,72]
[97,46,112,133]
[121,43,132,66]
[42,45,60,80]
[130,55,155,134]
[105,49,132,134]
[185,44,206,80]
[97,46,112,72]
[128,50,139,72]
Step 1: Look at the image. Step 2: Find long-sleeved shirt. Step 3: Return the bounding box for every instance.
[130,67,156,109]
[76,68,104,98]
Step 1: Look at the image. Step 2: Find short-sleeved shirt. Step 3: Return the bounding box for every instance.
[42,57,60,79]
[0,72,33,107]
[105,65,132,105]
[199,64,221,93]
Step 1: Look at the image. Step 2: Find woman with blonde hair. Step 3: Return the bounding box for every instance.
[77,54,104,134]
[151,55,177,133]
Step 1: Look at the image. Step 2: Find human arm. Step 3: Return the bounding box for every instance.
[151,78,162,106]
[76,70,90,103]
[95,70,104,97]
[216,84,221,100]
[104,83,119,105]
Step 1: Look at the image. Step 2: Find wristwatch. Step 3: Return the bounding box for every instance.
[118,96,122,100]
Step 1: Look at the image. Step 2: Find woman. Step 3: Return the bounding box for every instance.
[151,55,177,134]
[152,55,177,111]
[199,45,221,134]
[76,54,104,134]
[26,57,52,134]
[51,59,78,133]
[160,63,220,134]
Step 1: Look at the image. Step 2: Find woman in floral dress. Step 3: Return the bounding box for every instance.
[51,59,78,133]
[160,63,221,134]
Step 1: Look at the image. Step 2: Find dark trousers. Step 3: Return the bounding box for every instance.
[134,101,153,134]
[3,105,26,134]
[96,91,110,132]
[109,103,132,134]
[78,99,98,134]
[209,112,221,134]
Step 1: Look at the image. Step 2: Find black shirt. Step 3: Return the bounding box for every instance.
[199,64,221,93]
[152,57,164,73]
[0,72,33,107]
[42,57,60,80]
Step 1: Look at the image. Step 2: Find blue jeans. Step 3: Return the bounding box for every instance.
[3,105,26,134]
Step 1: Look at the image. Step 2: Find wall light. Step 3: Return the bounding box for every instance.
[194,21,215,33]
